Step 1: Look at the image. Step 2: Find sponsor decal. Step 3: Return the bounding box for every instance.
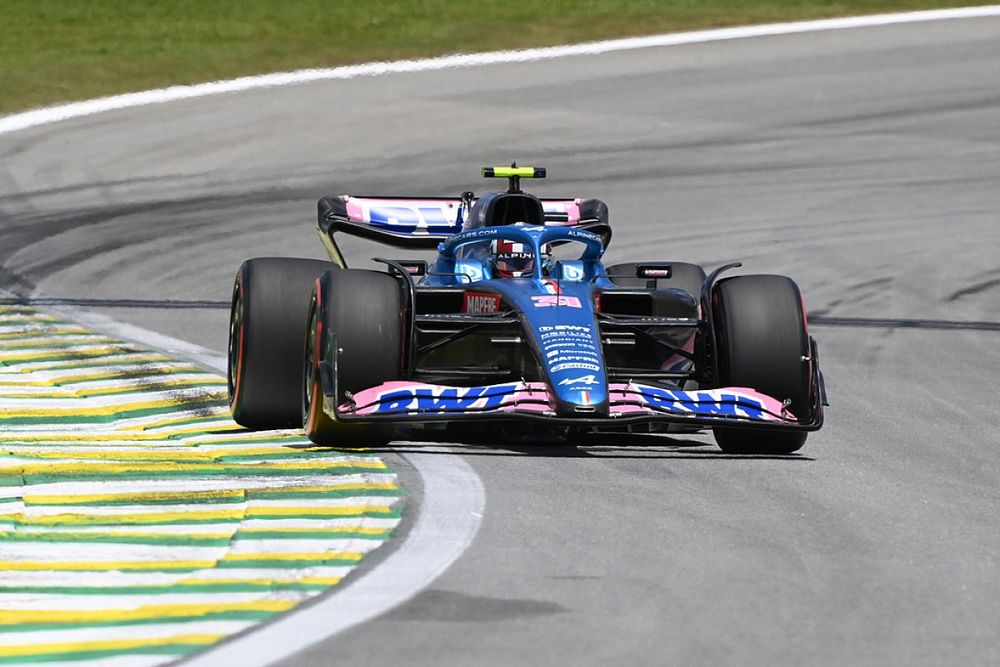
[558,374,599,386]
[540,331,592,340]
[531,295,582,308]
[547,354,600,365]
[539,325,590,332]
[463,291,500,314]
[551,362,600,372]
[456,260,484,283]
[367,203,460,234]
[637,385,767,420]
[560,263,585,281]
[374,383,518,414]
[541,340,597,351]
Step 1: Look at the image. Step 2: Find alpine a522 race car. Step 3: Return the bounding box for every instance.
[228,166,826,454]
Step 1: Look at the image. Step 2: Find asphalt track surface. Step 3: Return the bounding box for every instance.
[2,15,999,666]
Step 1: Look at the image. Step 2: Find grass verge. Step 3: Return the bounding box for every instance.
[0,0,982,115]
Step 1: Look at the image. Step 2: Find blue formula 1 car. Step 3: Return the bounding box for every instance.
[227,166,826,454]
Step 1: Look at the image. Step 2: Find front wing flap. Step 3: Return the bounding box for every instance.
[318,362,821,431]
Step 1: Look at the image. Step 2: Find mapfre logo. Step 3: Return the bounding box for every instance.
[463,292,501,314]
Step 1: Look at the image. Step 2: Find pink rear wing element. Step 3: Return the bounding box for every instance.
[340,196,586,234]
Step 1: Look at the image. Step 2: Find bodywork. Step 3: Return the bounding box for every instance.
[312,184,825,434]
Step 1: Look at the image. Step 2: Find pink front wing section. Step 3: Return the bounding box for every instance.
[340,380,795,423]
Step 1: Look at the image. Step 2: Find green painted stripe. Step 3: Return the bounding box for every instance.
[60,381,227,398]
[1,509,400,527]
[0,609,276,633]
[1,399,224,425]
[20,465,388,484]
[233,529,393,540]
[215,450,382,463]
[0,349,141,367]
[22,489,401,506]
[213,557,361,569]
[0,531,233,546]
[0,582,330,595]
[9,356,172,372]
[0,642,206,663]
[244,488,402,500]
[0,338,120,350]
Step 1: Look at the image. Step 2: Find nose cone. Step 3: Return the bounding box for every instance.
[527,286,609,417]
[486,278,610,418]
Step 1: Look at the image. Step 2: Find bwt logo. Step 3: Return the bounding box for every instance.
[639,386,768,420]
[374,384,518,414]
[367,205,460,234]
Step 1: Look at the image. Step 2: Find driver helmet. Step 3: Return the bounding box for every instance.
[491,239,534,278]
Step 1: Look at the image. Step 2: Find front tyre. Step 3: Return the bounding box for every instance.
[303,269,403,446]
[228,257,335,429]
[711,274,811,455]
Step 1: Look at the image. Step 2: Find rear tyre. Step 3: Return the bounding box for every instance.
[604,261,706,297]
[711,274,811,455]
[303,269,402,446]
[228,257,336,429]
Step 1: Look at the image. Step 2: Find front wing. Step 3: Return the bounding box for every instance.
[318,363,823,431]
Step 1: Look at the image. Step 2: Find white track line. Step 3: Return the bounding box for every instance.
[2,7,997,665]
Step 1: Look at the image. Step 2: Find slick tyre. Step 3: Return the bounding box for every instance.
[711,274,811,455]
[303,269,403,446]
[605,261,706,297]
[228,257,336,429]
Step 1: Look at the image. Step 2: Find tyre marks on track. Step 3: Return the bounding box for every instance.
[0,305,404,666]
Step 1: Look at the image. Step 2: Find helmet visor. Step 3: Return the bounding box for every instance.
[496,252,534,276]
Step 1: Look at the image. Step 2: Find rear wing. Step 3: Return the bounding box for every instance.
[316,195,610,266]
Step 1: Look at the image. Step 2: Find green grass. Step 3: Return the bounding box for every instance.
[0,0,979,115]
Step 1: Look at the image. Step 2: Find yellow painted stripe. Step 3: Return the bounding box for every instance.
[0,379,225,399]
[22,354,171,370]
[237,526,390,536]
[244,505,394,517]
[0,601,295,625]
[220,551,364,562]
[134,416,241,434]
[7,634,221,658]
[23,490,247,504]
[0,506,393,525]
[0,337,118,350]
[0,634,221,659]
[8,445,339,463]
[0,365,204,386]
[0,554,359,571]
[1,459,386,476]
[0,560,218,571]
[2,376,227,394]
[24,483,397,505]
[173,576,342,586]
[1,394,226,419]
[0,327,92,339]
[0,347,139,363]
[252,482,399,495]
